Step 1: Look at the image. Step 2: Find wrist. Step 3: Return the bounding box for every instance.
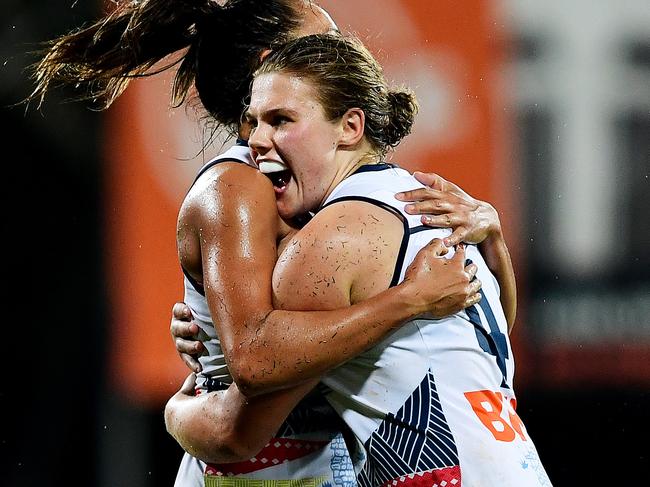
[487,203,502,233]
[394,278,429,317]
[481,204,503,245]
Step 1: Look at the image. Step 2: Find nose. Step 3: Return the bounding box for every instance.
[248,122,272,160]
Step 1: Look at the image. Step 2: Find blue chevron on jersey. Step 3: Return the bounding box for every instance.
[358,372,459,487]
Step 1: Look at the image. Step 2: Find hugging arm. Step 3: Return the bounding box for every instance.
[167,163,480,462]
[165,374,318,464]
[167,196,481,464]
[171,171,509,374]
[396,171,517,332]
[181,163,481,397]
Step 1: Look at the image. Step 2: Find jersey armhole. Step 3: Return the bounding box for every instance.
[320,195,410,287]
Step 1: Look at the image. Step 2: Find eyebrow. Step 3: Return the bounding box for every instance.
[245,107,298,121]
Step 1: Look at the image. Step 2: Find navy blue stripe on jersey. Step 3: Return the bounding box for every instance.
[352,162,400,174]
[235,138,248,146]
[358,371,459,487]
[204,377,229,392]
[319,195,410,287]
[409,225,431,234]
[464,259,510,388]
[192,156,249,185]
[466,301,509,388]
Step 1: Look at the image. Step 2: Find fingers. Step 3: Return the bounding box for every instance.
[397,188,467,217]
[171,301,202,373]
[420,237,449,257]
[464,289,482,308]
[412,171,447,191]
[178,346,203,373]
[176,334,204,373]
[464,260,478,281]
[444,227,468,247]
[465,276,483,305]
[172,301,192,320]
[180,373,197,395]
[419,212,459,228]
[450,242,466,262]
[183,356,202,374]
[176,336,204,355]
[396,186,445,204]
[170,302,199,339]
[171,317,200,338]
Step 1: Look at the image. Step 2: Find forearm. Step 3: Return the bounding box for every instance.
[479,230,517,332]
[229,283,422,396]
[165,379,318,464]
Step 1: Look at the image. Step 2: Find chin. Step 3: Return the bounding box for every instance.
[276,203,299,221]
[276,188,315,220]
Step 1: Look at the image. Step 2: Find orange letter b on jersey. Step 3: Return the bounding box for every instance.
[464,390,516,442]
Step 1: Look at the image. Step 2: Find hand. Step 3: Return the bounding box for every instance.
[402,239,481,318]
[178,372,197,397]
[395,171,501,247]
[170,302,204,373]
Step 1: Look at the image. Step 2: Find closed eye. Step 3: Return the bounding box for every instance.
[271,114,292,126]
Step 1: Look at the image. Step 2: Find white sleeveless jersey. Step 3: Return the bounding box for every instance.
[320,164,552,487]
[176,142,357,487]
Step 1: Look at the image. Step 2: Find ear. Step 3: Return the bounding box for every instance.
[338,108,365,149]
[260,48,273,62]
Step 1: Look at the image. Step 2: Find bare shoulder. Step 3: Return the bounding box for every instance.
[180,163,273,221]
[273,199,405,310]
[177,162,277,280]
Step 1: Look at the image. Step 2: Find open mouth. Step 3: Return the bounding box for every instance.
[258,161,293,191]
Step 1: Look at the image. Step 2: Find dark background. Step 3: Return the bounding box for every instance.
[2,1,648,486]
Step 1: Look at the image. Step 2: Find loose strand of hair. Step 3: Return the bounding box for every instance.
[25,0,204,110]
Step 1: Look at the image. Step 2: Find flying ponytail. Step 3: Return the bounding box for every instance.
[28,0,209,109]
[28,0,300,131]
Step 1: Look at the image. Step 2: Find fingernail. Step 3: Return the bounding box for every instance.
[443,238,451,246]
[404,204,414,213]
[395,192,404,200]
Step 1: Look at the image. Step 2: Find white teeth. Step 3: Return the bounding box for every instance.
[258,161,288,174]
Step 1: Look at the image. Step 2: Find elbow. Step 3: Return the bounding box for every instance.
[163,396,250,464]
[167,412,257,464]
[226,352,278,398]
[229,368,269,398]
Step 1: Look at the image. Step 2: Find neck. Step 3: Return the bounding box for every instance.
[318,143,380,208]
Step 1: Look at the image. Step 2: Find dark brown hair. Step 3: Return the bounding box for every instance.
[27,0,301,133]
[256,33,419,155]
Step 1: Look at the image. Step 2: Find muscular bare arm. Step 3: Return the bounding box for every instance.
[179,163,480,397]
